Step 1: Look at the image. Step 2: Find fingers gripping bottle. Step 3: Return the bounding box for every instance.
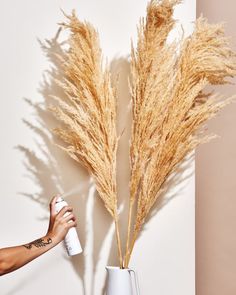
[55,197,82,256]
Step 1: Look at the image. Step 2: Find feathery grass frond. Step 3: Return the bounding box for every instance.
[125,0,181,266]
[125,3,236,266]
[49,10,123,267]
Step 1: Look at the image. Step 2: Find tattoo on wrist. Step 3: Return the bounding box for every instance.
[23,238,52,250]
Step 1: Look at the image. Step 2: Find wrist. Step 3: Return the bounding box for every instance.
[44,232,60,247]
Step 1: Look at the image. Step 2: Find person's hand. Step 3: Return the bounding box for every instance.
[46,196,77,244]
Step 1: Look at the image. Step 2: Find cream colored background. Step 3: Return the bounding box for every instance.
[0,1,195,294]
[196,1,236,294]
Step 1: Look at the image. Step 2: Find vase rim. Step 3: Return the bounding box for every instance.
[106,266,132,271]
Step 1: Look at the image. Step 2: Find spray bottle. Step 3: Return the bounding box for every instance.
[55,196,82,256]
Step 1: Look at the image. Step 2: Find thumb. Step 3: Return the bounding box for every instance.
[49,195,60,216]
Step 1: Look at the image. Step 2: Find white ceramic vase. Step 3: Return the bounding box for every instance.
[105,266,140,295]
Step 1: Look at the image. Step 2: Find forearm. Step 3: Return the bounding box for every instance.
[0,198,76,276]
[0,234,58,275]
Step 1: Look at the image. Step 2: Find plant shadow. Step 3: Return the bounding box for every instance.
[9,30,132,295]
[11,27,194,295]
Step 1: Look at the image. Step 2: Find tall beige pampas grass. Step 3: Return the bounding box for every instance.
[125,0,181,267]
[125,0,236,267]
[49,0,236,269]
[49,11,123,267]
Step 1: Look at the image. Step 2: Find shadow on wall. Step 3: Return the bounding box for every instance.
[9,29,194,295]
[10,29,132,295]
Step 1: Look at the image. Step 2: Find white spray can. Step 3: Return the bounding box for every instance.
[55,197,82,256]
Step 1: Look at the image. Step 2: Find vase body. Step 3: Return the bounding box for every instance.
[105,266,140,295]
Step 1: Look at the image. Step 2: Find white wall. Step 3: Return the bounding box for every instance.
[0,1,195,294]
